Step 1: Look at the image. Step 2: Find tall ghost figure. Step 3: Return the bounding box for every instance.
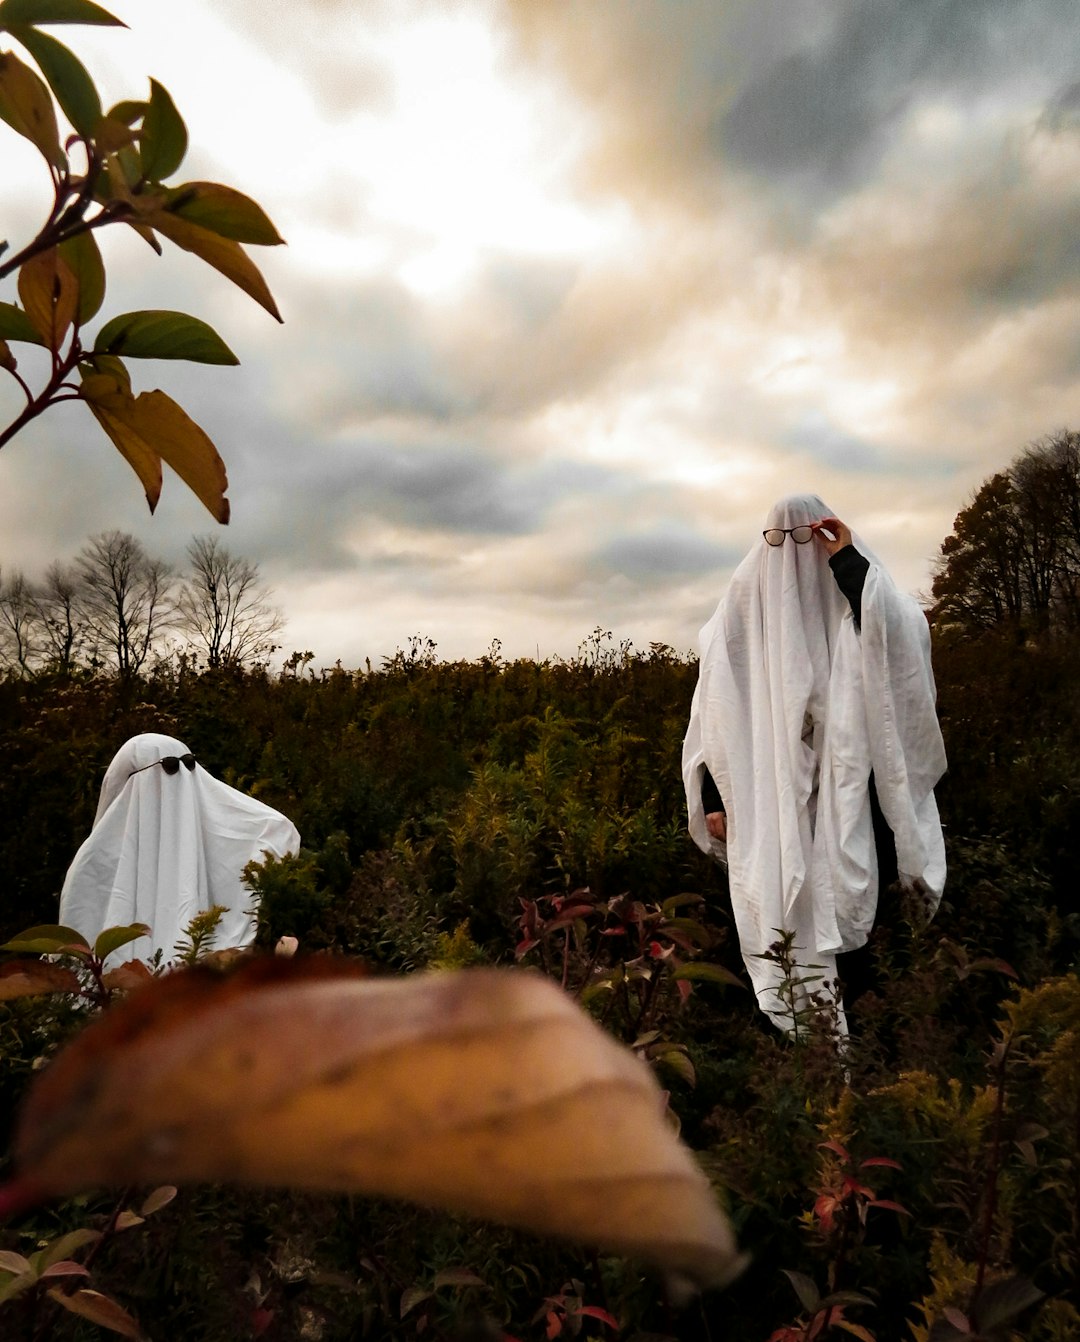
[60,732,301,965]
[682,495,947,1030]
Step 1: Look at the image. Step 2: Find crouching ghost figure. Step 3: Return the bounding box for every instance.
[682,494,947,1034]
[59,732,301,966]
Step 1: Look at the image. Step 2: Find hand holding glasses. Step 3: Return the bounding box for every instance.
[762,517,850,554]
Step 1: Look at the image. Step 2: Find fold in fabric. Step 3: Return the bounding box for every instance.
[682,495,946,1030]
[59,733,301,966]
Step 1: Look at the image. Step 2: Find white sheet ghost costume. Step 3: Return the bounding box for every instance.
[682,495,947,1030]
[59,732,301,966]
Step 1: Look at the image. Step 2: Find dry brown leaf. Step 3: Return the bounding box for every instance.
[101,960,154,994]
[47,1287,146,1340]
[0,960,82,1000]
[11,959,742,1289]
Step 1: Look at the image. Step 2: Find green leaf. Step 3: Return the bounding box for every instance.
[94,310,238,365]
[9,23,100,133]
[671,962,745,988]
[0,300,46,345]
[973,1276,1044,1332]
[92,922,151,961]
[0,47,61,165]
[37,1229,101,1270]
[660,892,705,918]
[399,1286,432,1318]
[1,923,89,953]
[139,1185,176,1217]
[432,1268,486,1290]
[105,97,144,124]
[81,352,129,388]
[782,1269,821,1315]
[165,181,285,245]
[0,0,125,26]
[652,1047,696,1087]
[58,229,104,322]
[140,77,186,180]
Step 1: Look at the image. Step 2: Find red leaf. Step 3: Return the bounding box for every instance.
[859,1156,902,1170]
[251,1307,275,1337]
[819,1139,851,1162]
[575,1304,620,1329]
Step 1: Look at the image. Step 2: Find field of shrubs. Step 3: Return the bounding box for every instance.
[1,626,1078,1341]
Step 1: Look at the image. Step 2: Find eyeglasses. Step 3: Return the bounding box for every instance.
[127,753,196,779]
[763,525,815,546]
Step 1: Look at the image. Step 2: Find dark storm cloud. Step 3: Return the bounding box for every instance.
[314,441,610,537]
[216,402,629,570]
[593,526,740,584]
[279,278,471,424]
[720,0,1080,197]
[506,0,1080,210]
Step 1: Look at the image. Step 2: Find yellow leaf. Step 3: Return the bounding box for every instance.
[12,961,742,1290]
[0,49,62,166]
[123,220,163,254]
[79,381,229,522]
[146,210,282,321]
[79,377,162,513]
[17,248,78,347]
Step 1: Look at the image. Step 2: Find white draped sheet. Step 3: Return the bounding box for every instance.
[682,495,947,1028]
[59,732,301,966]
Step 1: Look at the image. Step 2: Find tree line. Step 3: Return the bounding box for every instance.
[932,427,1080,635]
[0,532,281,677]
[3,423,1077,682]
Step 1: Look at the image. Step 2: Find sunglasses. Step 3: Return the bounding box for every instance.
[127,753,197,779]
[763,525,816,546]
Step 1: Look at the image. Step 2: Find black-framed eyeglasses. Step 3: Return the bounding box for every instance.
[127,753,196,779]
[763,525,815,546]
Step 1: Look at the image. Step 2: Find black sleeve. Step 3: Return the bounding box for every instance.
[701,766,724,814]
[829,545,870,628]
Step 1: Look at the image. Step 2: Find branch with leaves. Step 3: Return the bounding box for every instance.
[0,0,285,522]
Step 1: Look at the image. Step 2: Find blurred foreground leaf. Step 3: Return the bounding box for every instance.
[4,959,743,1290]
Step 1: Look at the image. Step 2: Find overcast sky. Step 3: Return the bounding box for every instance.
[2,0,1078,667]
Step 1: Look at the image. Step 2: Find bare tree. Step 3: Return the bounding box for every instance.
[177,536,282,669]
[75,532,176,677]
[0,567,41,677]
[32,561,87,673]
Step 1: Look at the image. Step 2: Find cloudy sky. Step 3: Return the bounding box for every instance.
[2,0,1078,666]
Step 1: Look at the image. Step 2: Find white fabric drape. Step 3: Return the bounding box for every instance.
[59,733,300,966]
[682,495,946,1029]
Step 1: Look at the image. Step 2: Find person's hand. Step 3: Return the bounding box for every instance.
[705,811,727,842]
[814,516,852,557]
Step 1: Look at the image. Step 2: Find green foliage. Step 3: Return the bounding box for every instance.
[1,633,1079,1339]
[0,1,284,519]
